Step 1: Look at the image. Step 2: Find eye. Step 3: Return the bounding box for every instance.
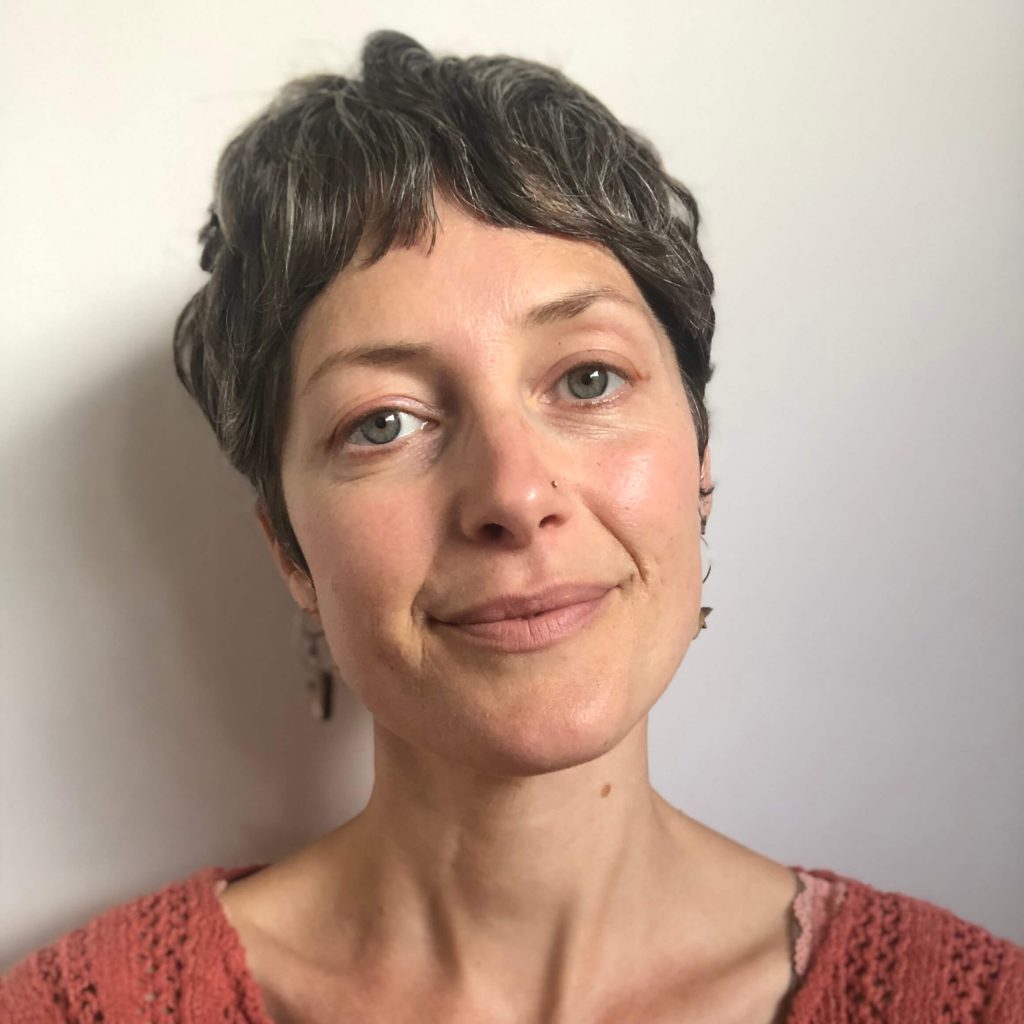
[558,362,629,402]
[345,408,429,448]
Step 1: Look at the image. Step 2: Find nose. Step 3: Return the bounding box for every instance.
[451,406,572,547]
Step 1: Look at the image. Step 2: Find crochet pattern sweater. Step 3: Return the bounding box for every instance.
[2,866,1022,1023]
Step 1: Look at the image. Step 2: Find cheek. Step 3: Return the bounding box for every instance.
[292,486,434,653]
[597,429,701,584]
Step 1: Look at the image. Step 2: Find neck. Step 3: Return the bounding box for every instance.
[328,716,697,1018]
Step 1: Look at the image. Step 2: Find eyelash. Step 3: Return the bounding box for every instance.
[333,360,633,456]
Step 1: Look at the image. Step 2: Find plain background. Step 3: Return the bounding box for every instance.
[2,0,1022,970]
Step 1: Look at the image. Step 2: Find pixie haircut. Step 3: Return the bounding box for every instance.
[173,30,716,574]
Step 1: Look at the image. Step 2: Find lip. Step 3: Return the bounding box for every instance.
[439,582,618,625]
[432,583,617,654]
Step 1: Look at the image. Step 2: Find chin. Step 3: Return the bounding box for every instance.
[364,631,681,777]
[432,686,646,778]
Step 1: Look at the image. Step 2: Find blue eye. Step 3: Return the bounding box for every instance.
[560,363,628,401]
[346,409,429,447]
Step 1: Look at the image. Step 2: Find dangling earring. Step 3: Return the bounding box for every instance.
[696,519,713,639]
[297,611,336,721]
[694,606,712,638]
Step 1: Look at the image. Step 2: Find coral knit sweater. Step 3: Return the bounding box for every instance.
[2,866,1022,1023]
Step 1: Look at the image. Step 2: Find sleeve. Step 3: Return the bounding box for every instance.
[984,937,1024,1024]
[0,945,76,1024]
[0,890,151,1023]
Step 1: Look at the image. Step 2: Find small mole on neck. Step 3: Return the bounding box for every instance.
[600,783,612,797]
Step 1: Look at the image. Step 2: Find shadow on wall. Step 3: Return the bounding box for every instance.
[3,308,372,966]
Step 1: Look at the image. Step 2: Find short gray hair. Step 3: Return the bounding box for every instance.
[173,30,716,572]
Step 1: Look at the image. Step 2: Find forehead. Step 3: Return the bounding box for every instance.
[292,201,655,372]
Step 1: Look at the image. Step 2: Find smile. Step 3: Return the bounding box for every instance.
[433,588,615,653]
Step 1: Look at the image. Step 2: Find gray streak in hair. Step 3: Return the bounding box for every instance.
[173,30,716,573]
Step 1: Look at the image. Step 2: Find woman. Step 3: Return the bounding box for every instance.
[2,29,1021,1024]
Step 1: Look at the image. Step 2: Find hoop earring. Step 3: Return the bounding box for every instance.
[296,611,336,721]
[695,529,713,639]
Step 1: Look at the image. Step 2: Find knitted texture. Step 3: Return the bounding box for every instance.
[784,869,1023,1023]
[3,866,1022,1023]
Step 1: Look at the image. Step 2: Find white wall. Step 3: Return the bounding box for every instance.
[2,0,1021,968]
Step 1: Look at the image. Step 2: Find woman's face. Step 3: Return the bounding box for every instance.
[272,199,711,776]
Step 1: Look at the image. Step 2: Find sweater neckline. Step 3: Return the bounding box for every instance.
[200,864,275,1023]
[195,862,863,1024]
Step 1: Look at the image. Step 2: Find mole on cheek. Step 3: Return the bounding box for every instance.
[600,784,612,798]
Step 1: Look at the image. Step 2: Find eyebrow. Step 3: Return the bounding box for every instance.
[299,285,643,398]
[522,284,641,328]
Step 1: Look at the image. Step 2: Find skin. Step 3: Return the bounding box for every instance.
[221,198,798,1024]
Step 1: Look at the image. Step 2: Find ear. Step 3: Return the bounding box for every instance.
[256,506,321,626]
[698,446,714,528]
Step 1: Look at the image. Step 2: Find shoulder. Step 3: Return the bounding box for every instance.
[788,867,1024,1023]
[0,866,266,1024]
